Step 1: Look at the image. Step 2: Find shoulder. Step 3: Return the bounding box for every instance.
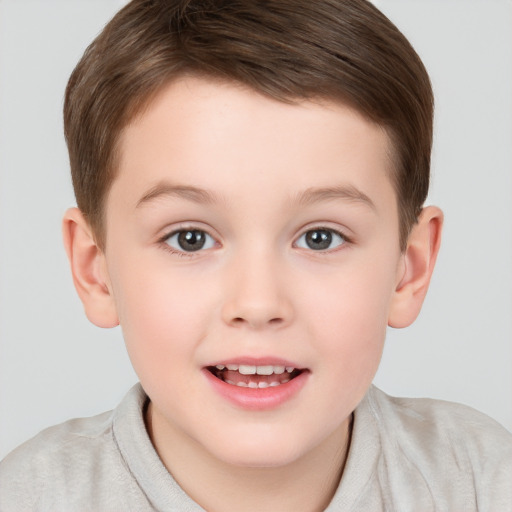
[0,385,150,511]
[366,385,512,454]
[1,406,116,467]
[364,386,512,509]
[0,409,115,510]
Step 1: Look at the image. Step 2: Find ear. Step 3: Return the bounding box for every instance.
[388,206,443,328]
[62,208,119,328]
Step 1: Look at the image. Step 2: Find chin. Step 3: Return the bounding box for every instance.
[203,430,313,469]
[217,450,301,469]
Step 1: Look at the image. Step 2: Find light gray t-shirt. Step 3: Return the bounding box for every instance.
[1,384,511,511]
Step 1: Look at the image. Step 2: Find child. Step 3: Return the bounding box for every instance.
[1,0,511,510]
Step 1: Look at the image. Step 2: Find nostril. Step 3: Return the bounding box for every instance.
[229,316,284,327]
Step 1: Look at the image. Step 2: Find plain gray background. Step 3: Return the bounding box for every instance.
[1,0,511,459]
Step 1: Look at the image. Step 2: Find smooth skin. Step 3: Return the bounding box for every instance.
[63,77,442,512]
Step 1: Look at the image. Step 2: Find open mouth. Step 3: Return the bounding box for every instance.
[207,364,304,389]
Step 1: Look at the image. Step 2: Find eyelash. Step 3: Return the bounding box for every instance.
[158,226,216,258]
[294,226,350,253]
[158,225,351,257]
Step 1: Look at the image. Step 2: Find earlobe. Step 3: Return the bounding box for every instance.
[388,206,443,328]
[62,208,119,328]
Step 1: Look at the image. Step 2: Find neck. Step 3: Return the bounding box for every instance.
[146,402,352,512]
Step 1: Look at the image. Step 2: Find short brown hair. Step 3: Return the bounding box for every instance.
[64,0,433,250]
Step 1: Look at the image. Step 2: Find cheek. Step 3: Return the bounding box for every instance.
[301,257,396,374]
[110,264,215,382]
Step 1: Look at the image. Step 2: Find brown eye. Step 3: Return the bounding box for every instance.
[296,229,346,251]
[165,229,215,252]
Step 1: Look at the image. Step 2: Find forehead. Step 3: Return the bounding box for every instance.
[110,76,396,217]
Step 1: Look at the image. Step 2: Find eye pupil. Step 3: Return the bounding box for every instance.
[306,230,332,250]
[178,230,206,251]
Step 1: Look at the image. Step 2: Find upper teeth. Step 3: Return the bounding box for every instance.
[215,364,294,375]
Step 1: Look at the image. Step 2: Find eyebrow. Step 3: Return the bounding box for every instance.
[136,182,218,208]
[136,181,376,211]
[293,185,376,211]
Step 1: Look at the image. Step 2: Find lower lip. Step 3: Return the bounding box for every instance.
[203,369,309,411]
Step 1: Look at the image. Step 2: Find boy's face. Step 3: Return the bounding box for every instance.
[101,77,405,467]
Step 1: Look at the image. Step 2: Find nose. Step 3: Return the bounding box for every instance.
[221,251,293,330]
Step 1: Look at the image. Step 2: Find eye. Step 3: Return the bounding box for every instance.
[165,229,216,253]
[295,228,346,251]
